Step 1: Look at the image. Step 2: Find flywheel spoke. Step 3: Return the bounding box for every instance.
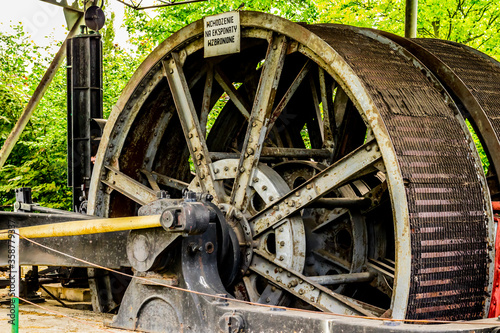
[163,52,224,200]
[214,66,251,119]
[266,60,311,137]
[251,250,384,317]
[318,67,335,149]
[250,140,382,237]
[230,34,288,211]
[102,165,157,205]
[200,64,214,137]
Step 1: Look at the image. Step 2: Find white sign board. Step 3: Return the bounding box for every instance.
[204,12,240,58]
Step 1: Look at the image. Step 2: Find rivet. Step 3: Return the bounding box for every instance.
[214,169,220,174]
[295,191,300,197]
[280,241,285,246]
[169,69,174,74]
[224,166,229,171]
[188,133,193,138]
[262,185,267,191]
[366,145,372,151]
[269,196,274,201]
[240,167,245,173]
[247,148,254,155]
[279,255,284,261]
[273,206,279,211]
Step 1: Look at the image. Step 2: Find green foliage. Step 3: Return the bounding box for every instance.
[313,0,500,58]
[0,26,71,210]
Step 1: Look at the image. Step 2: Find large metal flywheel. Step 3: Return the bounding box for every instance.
[87,12,495,321]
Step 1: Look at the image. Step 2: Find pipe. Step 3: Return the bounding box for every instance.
[0,215,161,241]
[405,0,418,38]
[308,272,375,285]
[0,14,84,169]
[307,197,372,209]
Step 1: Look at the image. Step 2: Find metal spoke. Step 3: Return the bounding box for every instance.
[309,74,325,144]
[318,67,335,148]
[102,165,157,206]
[163,52,224,200]
[250,140,382,238]
[333,85,349,130]
[200,64,214,137]
[140,169,189,192]
[251,250,384,317]
[230,34,288,211]
[214,66,251,119]
[266,60,311,137]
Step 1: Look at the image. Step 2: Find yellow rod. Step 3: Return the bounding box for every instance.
[0,215,162,241]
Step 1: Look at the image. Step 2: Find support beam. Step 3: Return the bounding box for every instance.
[405,0,418,38]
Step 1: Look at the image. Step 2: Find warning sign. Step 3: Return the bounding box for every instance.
[204,12,240,58]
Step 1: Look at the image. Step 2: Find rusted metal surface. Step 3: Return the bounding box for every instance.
[85,11,494,321]
[305,24,491,320]
[376,32,500,193]
[250,140,381,237]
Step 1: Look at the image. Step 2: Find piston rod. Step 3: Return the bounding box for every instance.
[0,215,161,241]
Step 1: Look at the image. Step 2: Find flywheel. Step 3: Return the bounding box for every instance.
[87,12,495,321]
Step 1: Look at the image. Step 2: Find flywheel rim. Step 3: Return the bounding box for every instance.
[88,12,493,320]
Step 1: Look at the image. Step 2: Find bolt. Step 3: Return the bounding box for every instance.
[252,121,257,127]
[279,241,285,246]
[224,166,229,171]
[266,297,271,303]
[279,227,284,232]
[310,297,315,302]
[214,169,220,174]
[196,153,203,160]
[273,44,277,50]
[200,174,205,179]
[366,145,372,151]
[298,289,304,295]
[247,148,254,155]
[276,277,282,282]
[269,196,274,201]
[287,272,291,277]
[271,286,276,292]
[288,201,295,207]
[188,133,193,138]
[273,206,279,211]
[279,255,284,261]
[169,69,174,74]
[240,167,245,173]
[278,268,283,273]
[253,177,259,183]
[306,184,313,190]
[295,191,300,197]
[262,185,267,191]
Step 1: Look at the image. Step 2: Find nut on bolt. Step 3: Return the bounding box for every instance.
[160,210,176,229]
